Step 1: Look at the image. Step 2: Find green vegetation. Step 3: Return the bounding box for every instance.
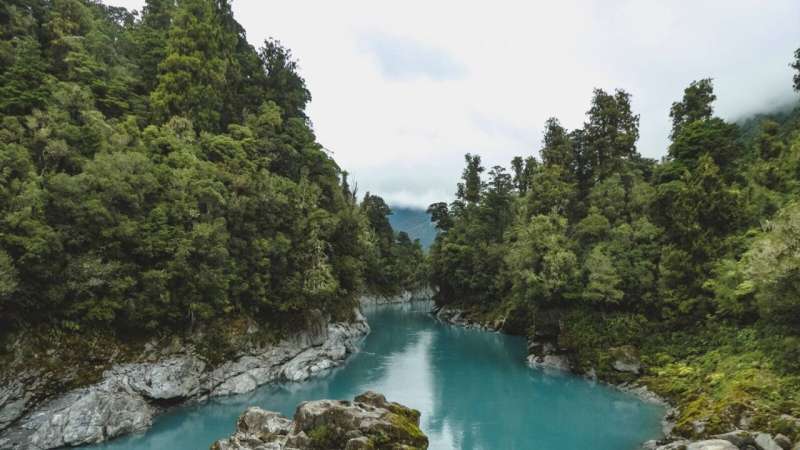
[0,0,423,344]
[428,49,800,437]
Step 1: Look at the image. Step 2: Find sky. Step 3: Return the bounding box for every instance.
[108,0,800,209]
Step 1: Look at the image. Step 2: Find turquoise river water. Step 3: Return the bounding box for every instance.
[88,302,665,450]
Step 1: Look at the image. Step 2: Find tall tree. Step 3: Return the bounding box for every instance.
[258,38,311,119]
[583,88,640,181]
[0,36,49,114]
[150,0,228,131]
[540,117,573,170]
[669,78,716,140]
[457,153,484,204]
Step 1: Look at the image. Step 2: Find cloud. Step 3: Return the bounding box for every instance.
[106,0,800,209]
[357,32,467,81]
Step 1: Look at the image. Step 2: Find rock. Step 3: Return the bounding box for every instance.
[774,434,791,450]
[0,310,370,449]
[651,440,690,450]
[713,429,756,447]
[755,432,784,450]
[527,354,571,372]
[0,382,153,449]
[686,439,739,450]
[211,391,428,450]
[122,355,207,400]
[610,345,642,374]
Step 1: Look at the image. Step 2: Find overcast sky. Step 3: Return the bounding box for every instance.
[108,0,800,209]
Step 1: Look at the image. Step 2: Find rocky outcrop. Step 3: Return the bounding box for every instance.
[359,287,433,305]
[0,310,369,450]
[211,391,428,450]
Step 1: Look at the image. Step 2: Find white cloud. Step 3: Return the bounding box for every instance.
[108,0,800,208]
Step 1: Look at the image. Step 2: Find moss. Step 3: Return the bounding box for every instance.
[307,424,349,450]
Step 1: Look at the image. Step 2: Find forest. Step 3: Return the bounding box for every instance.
[0,0,425,340]
[428,60,800,435]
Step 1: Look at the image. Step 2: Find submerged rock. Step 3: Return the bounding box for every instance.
[211,391,428,450]
[0,310,370,450]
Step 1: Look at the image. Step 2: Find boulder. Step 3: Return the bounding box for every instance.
[211,391,428,450]
[610,345,642,374]
[686,439,739,450]
[755,432,785,450]
[527,354,572,372]
[774,434,792,450]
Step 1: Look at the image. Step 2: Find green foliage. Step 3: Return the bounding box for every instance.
[670,78,716,139]
[428,73,800,434]
[0,0,422,337]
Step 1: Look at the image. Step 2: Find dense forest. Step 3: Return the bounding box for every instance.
[428,58,800,435]
[0,0,424,340]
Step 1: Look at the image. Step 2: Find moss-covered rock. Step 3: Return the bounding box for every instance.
[211,391,428,450]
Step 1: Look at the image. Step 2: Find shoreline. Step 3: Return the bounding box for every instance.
[430,303,679,446]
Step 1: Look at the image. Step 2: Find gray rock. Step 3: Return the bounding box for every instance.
[714,429,756,447]
[652,440,690,450]
[610,345,642,374]
[774,434,792,450]
[686,439,739,450]
[0,382,153,449]
[527,354,572,372]
[755,432,784,450]
[123,355,207,400]
[0,310,370,449]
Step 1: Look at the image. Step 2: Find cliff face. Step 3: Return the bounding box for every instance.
[212,391,428,450]
[0,310,370,449]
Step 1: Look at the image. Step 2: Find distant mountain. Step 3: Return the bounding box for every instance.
[389,207,438,249]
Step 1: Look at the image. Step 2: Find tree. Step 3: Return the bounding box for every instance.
[258,38,311,119]
[131,0,175,93]
[540,117,573,170]
[150,0,228,131]
[0,37,50,114]
[670,79,715,139]
[505,213,578,305]
[669,117,741,175]
[427,202,453,231]
[457,153,484,204]
[583,245,623,305]
[583,88,640,181]
[744,202,800,323]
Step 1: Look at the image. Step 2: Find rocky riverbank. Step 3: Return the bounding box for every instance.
[431,304,800,450]
[0,309,369,450]
[358,287,434,305]
[211,391,428,450]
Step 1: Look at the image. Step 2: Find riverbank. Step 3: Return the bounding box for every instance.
[0,309,369,449]
[431,303,800,450]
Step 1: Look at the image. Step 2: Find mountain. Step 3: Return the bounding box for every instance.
[389,207,438,249]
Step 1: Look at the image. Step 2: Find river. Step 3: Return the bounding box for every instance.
[88,302,665,450]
